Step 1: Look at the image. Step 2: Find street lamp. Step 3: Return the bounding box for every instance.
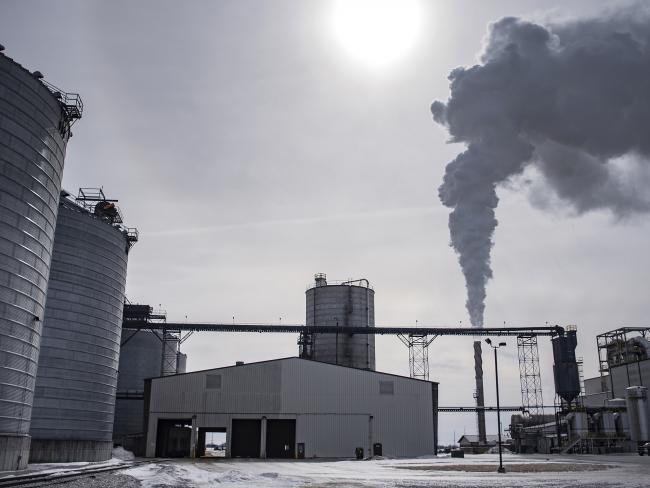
[485,338,507,474]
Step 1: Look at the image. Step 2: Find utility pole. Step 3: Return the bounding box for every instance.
[486,338,506,474]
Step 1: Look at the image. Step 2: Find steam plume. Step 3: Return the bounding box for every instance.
[432,5,650,326]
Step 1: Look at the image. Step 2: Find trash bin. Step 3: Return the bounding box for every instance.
[373,443,383,456]
[355,447,364,460]
[451,448,464,458]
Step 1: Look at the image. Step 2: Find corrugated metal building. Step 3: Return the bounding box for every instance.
[144,357,438,459]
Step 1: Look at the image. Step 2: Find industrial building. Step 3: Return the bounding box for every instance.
[28,190,137,462]
[510,327,650,454]
[0,49,82,471]
[143,357,438,459]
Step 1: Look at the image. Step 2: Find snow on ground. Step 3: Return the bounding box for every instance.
[123,453,650,488]
[0,457,130,479]
[113,446,136,461]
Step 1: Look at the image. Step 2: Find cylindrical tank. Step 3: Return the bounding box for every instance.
[625,386,650,442]
[176,353,187,374]
[305,274,375,370]
[113,329,163,453]
[29,196,132,462]
[0,52,78,471]
[116,330,163,392]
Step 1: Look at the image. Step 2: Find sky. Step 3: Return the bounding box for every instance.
[2,0,648,445]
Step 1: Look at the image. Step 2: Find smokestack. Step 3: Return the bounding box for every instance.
[474,341,486,443]
[431,5,650,442]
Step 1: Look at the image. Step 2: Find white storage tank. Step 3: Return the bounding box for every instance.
[305,274,375,370]
[29,191,136,462]
[625,386,650,443]
[0,50,81,470]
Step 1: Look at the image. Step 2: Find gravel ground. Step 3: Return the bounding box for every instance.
[16,473,141,488]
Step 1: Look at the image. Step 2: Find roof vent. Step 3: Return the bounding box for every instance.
[32,70,44,79]
[235,361,244,366]
[0,44,5,52]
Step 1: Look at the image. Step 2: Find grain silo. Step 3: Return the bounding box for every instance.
[304,274,375,370]
[113,328,163,455]
[29,189,137,462]
[114,304,189,455]
[0,49,82,471]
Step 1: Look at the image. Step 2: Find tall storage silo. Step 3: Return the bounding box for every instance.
[305,274,375,370]
[113,328,163,455]
[29,190,137,462]
[0,51,81,471]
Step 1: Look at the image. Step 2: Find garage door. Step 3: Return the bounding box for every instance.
[231,419,261,458]
[266,419,296,458]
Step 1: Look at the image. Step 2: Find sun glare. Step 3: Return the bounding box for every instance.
[331,0,421,68]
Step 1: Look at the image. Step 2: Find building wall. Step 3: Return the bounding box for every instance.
[609,359,650,399]
[145,358,436,458]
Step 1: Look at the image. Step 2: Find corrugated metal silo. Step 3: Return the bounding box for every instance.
[113,329,163,453]
[0,51,81,471]
[29,190,136,462]
[305,274,375,370]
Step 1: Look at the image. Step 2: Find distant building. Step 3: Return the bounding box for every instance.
[457,434,505,453]
[144,357,438,459]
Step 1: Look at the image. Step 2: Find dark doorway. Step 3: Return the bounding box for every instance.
[197,427,227,458]
[231,419,261,458]
[155,419,192,457]
[266,419,296,458]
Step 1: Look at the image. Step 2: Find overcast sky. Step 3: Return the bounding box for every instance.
[2,0,648,444]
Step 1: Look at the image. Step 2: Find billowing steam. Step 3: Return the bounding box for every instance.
[432,5,650,327]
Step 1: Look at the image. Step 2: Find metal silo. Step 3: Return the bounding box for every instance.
[29,189,137,462]
[113,328,163,454]
[305,274,375,370]
[0,50,81,471]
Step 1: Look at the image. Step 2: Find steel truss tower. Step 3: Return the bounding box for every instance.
[517,335,544,416]
[398,333,437,381]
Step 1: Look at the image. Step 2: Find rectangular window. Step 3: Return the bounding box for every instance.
[379,381,394,395]
[206,374,222,389]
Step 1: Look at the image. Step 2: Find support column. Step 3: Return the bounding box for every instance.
[260,417,267,459]
[190,415,197,458]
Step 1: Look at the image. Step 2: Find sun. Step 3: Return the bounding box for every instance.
[331,0,421,68]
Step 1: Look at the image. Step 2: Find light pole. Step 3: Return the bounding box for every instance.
[485,338,506,474]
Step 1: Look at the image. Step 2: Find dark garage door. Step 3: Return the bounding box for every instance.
[155,419,192,457]
[231,419,261,458]
[266,419,296,458]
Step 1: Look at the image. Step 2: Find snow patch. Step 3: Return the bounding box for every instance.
[112,446,135,461]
